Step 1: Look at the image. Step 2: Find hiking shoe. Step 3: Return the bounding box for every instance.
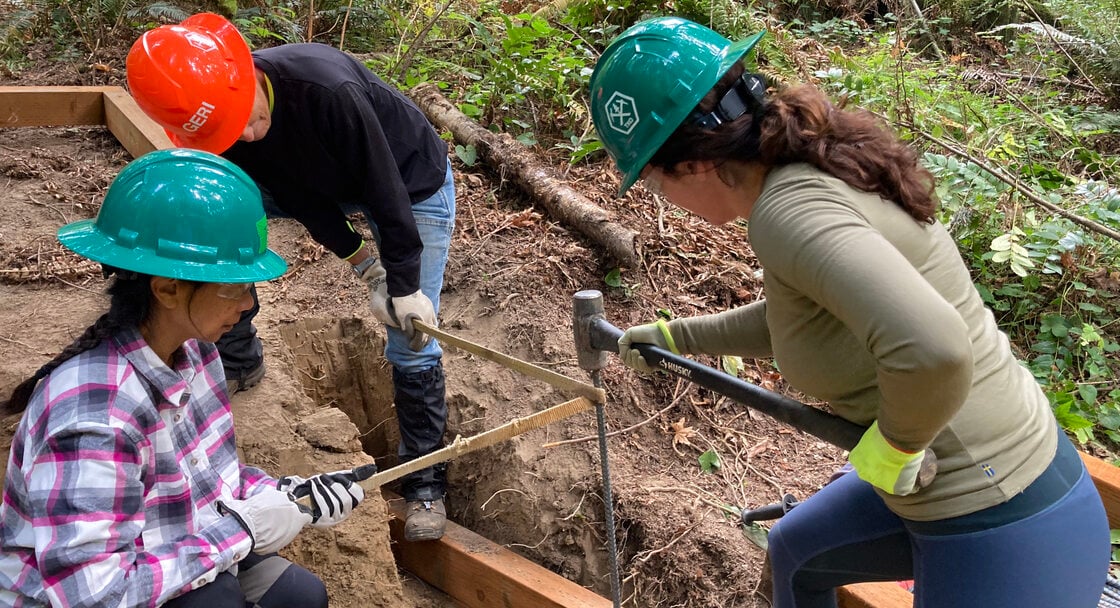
[404,498,446,542]
[227,362,265,394]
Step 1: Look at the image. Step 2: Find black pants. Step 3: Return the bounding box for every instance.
[394,364,448,501]
[163,553,327,608]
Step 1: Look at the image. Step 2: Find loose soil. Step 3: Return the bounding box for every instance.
[0,56,844,607]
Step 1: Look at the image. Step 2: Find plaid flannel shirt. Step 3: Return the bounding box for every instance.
[0,327,274,607]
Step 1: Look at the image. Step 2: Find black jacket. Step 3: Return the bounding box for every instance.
[224,43,448,296]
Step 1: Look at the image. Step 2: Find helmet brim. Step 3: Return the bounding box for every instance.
[59,219,288,283]
[617,30,766,195]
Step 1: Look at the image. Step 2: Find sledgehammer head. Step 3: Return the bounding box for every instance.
[573,290,610,371]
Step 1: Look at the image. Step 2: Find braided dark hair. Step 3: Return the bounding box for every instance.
[2,270,154,416]
[650,63,938,223]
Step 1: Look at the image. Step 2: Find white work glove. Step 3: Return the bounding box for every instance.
[618,319,680,374]
[360,259,397,328]
[218,488,311,554]
[391,290,437,351]
[278,464,376,528]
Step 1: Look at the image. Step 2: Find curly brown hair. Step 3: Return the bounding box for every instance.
[649,63,938,223]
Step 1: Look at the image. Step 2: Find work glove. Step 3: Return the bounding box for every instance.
[278,464,376,528]
[218,488,312,554]
[392,290,437,352]
[360,259,396,328]
[848,421,938,496]
[618,319,680,374]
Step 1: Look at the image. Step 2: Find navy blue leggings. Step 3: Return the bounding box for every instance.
[767,432,1110,608]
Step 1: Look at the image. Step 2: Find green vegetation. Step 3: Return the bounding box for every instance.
[809,32,1119,449]
[4,0,1117,452]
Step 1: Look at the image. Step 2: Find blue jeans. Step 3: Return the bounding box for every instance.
[767,429,1110,608]
[352,160,455,372]
[258,160,455,372]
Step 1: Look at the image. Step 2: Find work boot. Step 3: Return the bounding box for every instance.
[404,498,446,542]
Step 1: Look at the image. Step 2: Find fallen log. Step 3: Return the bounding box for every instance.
[408,83,640,268]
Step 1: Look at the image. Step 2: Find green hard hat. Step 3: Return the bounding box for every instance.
[58,148,287,283]
[589,17,764,194]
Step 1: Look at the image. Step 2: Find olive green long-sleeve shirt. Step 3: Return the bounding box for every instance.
[667,163,1056,521]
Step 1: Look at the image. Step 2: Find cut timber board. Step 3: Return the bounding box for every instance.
[1082,451,1120,528]
[384,490,611,608]
[837,450,1119,608]
[0,86,172,157]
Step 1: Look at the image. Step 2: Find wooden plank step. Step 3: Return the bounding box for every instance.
[102,88,173,156]
[0,86,114,127]
[384,490,612,608]
[838,450,1119,607]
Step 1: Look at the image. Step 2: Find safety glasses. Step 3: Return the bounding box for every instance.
[214,282,254,300]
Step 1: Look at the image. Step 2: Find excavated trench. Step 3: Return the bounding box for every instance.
[278,317,399,468]
[274,316,620,601]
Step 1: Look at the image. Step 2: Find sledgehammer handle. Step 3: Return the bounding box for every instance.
[589,318,866,451]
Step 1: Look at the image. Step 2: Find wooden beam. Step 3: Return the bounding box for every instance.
[0,86,115,127]
[0,86,171,158]
[102,88,173,156]
[1082,451,1120,528]
[838,582,913,608]
[383,490,611,608]
[837,450,1120,608]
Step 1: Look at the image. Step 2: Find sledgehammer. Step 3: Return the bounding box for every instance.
[573,289,863,452]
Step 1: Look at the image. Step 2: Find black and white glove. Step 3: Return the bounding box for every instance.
[278,463,377,528]
[218,488,312,554]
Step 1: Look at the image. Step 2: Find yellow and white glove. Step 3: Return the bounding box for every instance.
[392,290,437,351]
[617,319,680,374]
[848,421,936,496]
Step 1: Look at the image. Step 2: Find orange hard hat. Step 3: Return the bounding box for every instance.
[126,13,256,154]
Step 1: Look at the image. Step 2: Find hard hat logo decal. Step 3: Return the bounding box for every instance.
[182,101,217,133]
[604,91,639,135]
[183,30,217,52]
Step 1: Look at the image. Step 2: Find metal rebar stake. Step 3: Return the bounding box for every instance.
[591,370,622,608]
[573,290,622,606]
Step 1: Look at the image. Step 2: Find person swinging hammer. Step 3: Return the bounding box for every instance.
[589,16,1109,607]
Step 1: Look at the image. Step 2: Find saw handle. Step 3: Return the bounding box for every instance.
[741,493,801,524]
